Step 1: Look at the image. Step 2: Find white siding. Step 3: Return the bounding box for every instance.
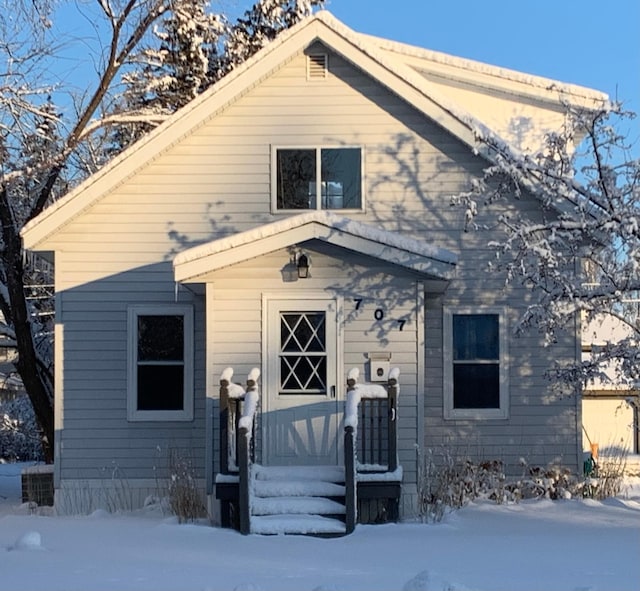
[205,246,422,489]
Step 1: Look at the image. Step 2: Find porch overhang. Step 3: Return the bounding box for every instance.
[173,211,457,283]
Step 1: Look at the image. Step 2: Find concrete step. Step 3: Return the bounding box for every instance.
[252,496,346,516]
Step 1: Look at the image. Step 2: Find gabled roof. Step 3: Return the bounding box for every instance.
[364,33,607,108]
[173,211,457,282]
[21,10,609,250]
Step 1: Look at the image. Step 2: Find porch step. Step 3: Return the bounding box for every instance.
[253,479,345,498]
[251,514,347,536]
[252,496,346,516]
[253,465,345,482]
[250,465,348,536]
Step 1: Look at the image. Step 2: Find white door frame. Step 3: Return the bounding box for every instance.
[261,292,344,465]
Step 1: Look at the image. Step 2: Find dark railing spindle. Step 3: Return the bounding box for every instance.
[388,374,398,472]
[344,367,400,531]
[219,376,230,474]
[344,425,356,534]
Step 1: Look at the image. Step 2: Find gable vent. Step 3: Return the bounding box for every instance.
[307,53,328,80]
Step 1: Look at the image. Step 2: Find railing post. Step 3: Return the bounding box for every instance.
[219,375,230,474]
[237,368,260,536]
[344,370,359,533]
[387,374,398,472]
[238,426,251,535]
[344,425,357,534]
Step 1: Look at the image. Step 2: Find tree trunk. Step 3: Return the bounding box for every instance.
[0,191,54,463]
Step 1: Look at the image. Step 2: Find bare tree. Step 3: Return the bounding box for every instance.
[1,0,174,462]
[1,0,323,462]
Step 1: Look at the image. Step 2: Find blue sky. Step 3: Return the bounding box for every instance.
[53,0,639,143]
[328,0,640,142]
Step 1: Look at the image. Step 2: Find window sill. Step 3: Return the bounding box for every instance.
[444,408,509,421]
[127,410,194,422]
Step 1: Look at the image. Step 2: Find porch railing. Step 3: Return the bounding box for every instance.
[219,367,260,535]
[219,368,260,474]
[344,367,400,533]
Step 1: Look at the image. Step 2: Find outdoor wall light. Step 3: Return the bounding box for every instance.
[297,253,310,279]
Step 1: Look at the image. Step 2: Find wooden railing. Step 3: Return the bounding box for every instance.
[344,367,400,533]
[219,368,260,535]
[219,368,260,474]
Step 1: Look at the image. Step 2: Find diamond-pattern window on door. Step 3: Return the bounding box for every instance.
[280,312,327,394]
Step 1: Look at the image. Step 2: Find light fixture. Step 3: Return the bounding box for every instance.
[297,253,310,279]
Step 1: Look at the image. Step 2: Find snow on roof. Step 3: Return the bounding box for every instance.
[361,32,609,105]
[173,211,458,280]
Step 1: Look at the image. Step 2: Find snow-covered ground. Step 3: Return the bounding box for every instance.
[1,463,639,591]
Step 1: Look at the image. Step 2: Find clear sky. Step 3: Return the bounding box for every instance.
[327,0,640,143]
[53,0,639,144]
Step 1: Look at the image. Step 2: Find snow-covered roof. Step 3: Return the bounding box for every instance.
[173,211,457,282]
[21,10,609,250]
[363,33,607,107]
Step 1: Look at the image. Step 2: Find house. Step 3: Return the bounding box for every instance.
[21,11,609,534]
[582,313,640,470]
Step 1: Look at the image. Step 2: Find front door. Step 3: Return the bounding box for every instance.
[264,296,341,466]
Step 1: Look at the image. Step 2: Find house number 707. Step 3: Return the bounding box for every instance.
[353,299,405,330]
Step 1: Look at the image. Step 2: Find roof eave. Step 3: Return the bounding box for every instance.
[174,213,457,283]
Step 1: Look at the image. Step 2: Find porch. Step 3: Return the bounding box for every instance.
[215,367,402,535]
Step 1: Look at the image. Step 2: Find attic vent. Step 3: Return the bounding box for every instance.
[307,53,328,79]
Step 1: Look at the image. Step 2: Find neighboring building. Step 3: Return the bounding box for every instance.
[582,313,639,463]
[21,11,609,533]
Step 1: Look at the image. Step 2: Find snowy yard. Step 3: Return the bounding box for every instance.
[1,463,639,591]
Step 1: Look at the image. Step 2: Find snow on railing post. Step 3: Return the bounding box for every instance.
[238,368,260,536]
[219,367,234,474]
[344,368,360,533]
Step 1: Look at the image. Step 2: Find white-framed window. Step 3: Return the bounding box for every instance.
[272,146,363,212]
[127,305,194,422]
[443,307,509,420]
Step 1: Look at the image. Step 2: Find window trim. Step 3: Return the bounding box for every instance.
[443,306,509,420]
[270,145,365,213]
[127,304,194,422]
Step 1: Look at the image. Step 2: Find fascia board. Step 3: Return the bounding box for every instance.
[175,220,456,283]
[315,226,456,279]
[174,224,317,282]
[362,33,609,109]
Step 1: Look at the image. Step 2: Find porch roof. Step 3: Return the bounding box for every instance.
[173,211,457,283]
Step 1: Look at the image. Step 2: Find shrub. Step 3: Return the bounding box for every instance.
[167,448,207,523]
[0,392,43,462]
[416,447,506,522]
[417,447,628,522]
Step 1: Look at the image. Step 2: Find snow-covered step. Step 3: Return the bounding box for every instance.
[251,514,347,535]
[252,496,346,516]
[253,465,344,483]
[253,479,345,498]
[248,464,349,536]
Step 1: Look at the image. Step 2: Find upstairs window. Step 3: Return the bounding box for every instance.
[127,305,194,421]
[273,147,362,211]
[444,308,509,420]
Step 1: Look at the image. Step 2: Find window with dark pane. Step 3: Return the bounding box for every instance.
[320,148,361,209]
[136,315,184,411]
[279,311,327,394]
[452,314,500,409]
[275,147,361,210]
[276,149,315,209]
